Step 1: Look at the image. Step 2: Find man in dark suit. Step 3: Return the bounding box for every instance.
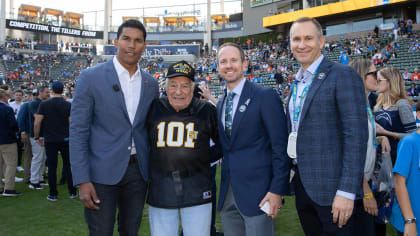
[0,89,21,196]
[286,17,367,235]
[216,42,290,236]
[70,20,159,236]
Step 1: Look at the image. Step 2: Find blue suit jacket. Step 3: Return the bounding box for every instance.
[216,80,290,217]
[286,57,368,206]
[70,60,159,186]
[0,102,18,144]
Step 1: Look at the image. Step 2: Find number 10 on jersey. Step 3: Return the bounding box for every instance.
[156,122,197,148]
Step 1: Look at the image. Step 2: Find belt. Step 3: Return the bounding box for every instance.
[129,154,137,164]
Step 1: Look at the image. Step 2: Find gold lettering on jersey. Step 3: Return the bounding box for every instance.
[156,122,197,148]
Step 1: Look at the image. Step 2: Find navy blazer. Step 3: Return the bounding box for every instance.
[17,102,30,134]
[286,57,368,206]
[70,60,159,186]
[217,80,290,217]
[0,102,18,144]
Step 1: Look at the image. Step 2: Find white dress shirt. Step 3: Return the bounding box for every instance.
[221,78,247,129]
[113,56,142,155]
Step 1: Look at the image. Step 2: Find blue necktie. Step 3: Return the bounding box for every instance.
[225,92,235,139]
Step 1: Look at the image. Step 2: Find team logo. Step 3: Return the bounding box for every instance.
[239,105,247,112]
[203,191,212,200]
[318,73,326,80]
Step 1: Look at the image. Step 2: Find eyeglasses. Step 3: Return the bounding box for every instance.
[365,71,377,78]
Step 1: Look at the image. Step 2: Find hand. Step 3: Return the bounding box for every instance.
[379,136,391,154]
[198,84,211,99]
[404,223,417,236]
[37,137,44,147]
[79,182,100,210]
[258,192,283,220]
[331,195,354,228]
[363,193,378,216]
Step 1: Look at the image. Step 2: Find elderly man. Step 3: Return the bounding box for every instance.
[146,60,221,236]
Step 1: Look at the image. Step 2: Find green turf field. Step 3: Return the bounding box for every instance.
[0,160,399,236]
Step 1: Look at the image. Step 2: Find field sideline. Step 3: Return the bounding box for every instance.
[0,159,398,236]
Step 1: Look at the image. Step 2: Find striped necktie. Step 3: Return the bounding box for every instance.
[224,91,235,139]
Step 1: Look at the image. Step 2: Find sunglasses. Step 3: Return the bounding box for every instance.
[365,71,377,78]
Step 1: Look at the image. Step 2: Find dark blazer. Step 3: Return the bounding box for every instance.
[70,60,159,186]
[0,102,18,144]
[17,102,30,134]
[217,80,290,217]
[286,57,368,206]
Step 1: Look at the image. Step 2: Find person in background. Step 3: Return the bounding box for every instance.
[374,66,417,236]
[391,100,420,236]
[0,89,21,196]
[349,58,391,236]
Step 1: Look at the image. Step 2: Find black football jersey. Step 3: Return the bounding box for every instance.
[147,97,219,174]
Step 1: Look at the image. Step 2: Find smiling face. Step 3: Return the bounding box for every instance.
[166,76,194,112]
[290,21,325,71]
[217,45,247,90]
[114,27,146,71]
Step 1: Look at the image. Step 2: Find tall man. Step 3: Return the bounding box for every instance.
[216,42,290,236]
[70,20,159,236]
[34,81,76,201]
[0,89,20,196]
[286,17,367,235]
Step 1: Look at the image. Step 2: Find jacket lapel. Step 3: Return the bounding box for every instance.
[105,60,130,122]
[216,92,229,145]
[285,85,293,133]
[133,71,149,125]
[298,58,332,128]
[230,80,253,143]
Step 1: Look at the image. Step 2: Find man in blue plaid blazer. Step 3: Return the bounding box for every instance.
[286,17,368,235]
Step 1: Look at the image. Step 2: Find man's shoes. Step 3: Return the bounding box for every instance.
[3,190,22,196]
[39,180,48,186]
[29,183,43,190]
[69,193,78,199]
[16,166,24,172]
[46,195,58,201]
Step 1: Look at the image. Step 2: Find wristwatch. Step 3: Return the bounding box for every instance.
[404,218,416,224]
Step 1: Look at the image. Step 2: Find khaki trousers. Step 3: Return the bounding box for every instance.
[0,143,18,190]
[22,135,32,183]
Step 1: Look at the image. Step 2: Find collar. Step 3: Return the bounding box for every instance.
[0,101,6,105]
[227,78,246,97]
[113,56,140,78]
[295,55,324,83]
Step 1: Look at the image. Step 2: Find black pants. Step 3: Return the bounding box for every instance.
[44,141,75,196]
[16,133,23,166]
[211,165,217,233]
[84,157,147,236]
[294,168,358,236]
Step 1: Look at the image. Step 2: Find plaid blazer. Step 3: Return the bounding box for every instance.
[286,57,368,206]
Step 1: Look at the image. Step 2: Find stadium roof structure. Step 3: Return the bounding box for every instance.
[18,4,41,17]
[263,0,410,28]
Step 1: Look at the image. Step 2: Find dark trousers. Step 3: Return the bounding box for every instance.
[44,141,75,196]
[353,201,375,236]
[211,165,217,233]
[294,168,357,236]
[84,158,147,236]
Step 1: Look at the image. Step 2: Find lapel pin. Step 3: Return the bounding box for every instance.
[245,98,251,106]
[239,105,247,112]
[318,73,326,80]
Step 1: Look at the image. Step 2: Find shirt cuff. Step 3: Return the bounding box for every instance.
[336,190,356,200]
